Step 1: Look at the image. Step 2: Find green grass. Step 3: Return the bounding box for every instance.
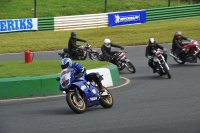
[0,0,194,19]
[0,60,110,78]
[0,17,200,54]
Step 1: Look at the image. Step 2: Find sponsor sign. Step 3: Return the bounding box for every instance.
[0,18,38,33]
[108,10,146,26]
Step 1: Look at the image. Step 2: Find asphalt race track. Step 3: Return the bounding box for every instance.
[0,44,200,133]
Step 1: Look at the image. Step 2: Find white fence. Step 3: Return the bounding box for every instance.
[54,13,108,31]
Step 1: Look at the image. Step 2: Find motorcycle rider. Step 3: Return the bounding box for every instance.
[145,38,167,73]
[68,32,87,59]
[58,57,105,92]
[172,31,190,59]
[101,38,124,63]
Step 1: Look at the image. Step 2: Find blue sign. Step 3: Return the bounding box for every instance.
[0,18,38,33]
[108,10,146,27]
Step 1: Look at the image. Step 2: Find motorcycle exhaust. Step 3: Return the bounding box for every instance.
[193,47,200,56]
[169,53,178,59]
[193,51,198,56]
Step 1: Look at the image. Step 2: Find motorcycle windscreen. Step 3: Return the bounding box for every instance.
[60,68,72,89]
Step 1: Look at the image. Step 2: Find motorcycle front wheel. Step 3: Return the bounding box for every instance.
[173,52,185,64]
[99,88,114,108]
[162,63,171,79]
[89,52,99,61]
[125,61,136,73]
[66,92,86,114]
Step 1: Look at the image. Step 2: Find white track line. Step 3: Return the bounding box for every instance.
[0,76,130,103]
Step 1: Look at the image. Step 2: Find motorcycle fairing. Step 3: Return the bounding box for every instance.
[71,80,100,106]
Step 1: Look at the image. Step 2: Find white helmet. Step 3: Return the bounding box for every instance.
[149,38,156,46]
[104,38,111,48]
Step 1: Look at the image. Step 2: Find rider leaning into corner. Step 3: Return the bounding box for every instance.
[145,38,168,73]
[68,32,87,59]
[172,31,191,59]
[101,38,124,63]
[57,57,106,92]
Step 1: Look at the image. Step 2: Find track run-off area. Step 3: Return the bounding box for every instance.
[0,44,200,133]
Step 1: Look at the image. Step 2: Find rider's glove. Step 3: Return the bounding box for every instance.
[163,48,167,52]
[110,55,117,60]
[56,77,60,81]
[187,38,192,42]
[110,56,115,60]
[147,56,152,59]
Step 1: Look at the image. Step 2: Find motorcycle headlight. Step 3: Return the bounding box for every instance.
[62,79,70,88]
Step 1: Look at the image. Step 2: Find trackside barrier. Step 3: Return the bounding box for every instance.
[38,17,54,31]
[0,64,120,99]
[146,4,200,22]
[54,13,108,31]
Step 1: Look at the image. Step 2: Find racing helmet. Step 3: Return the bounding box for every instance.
[175,31,182,38]
[104,38,111,48]
[71,32,76,38]
[60,58,72,69]
[149,38,156,46]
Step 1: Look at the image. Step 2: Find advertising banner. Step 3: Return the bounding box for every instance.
[0,18,38,33]
[108,10,146,26]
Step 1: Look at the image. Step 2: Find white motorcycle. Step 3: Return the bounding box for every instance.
[149,48,171,79]
[98,49,136,73]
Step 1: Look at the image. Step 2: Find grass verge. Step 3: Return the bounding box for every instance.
[0,60,110,78]
[1,17,200,54]
[0,0,192,19]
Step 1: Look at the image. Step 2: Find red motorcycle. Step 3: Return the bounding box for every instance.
[170,40,200,64]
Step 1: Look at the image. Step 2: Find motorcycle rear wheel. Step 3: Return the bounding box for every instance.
[173,52,185,64]
[89,52,99,61]
[99,88,113,108]
[125,61,136,73]
[66,92,86,114]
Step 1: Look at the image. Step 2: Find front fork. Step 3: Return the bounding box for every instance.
[156,57,166,72]
[75,87,82,101]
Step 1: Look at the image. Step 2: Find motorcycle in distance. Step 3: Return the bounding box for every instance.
[170,40,200,64]
[56,68,114,114]
[58,42,99,60]
[151,48,171,79]
[98,49,136,73]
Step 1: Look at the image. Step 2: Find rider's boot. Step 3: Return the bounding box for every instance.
[97,82,105,92]
[153,68,156,73]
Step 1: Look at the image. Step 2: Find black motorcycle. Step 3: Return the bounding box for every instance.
[98,49,136,73]
[58,43,99,60]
